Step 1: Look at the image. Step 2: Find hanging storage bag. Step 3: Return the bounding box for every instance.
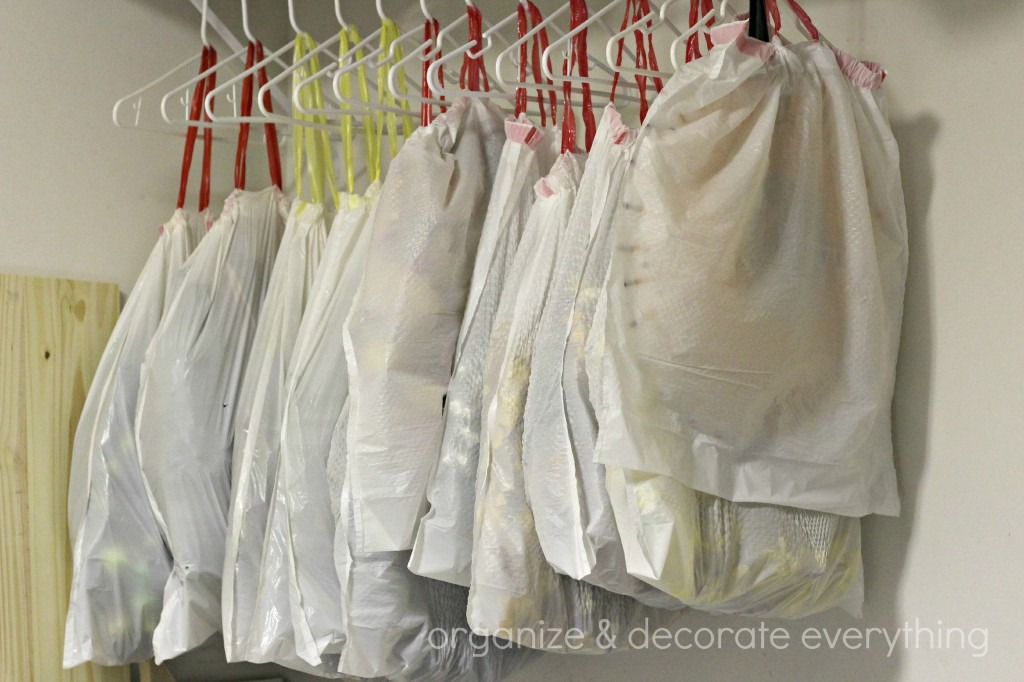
[598,1,907,518]
[522,105,678,608]
[333,15,531,679]
[268,23,392,669]
[469,2,687,649]
[341,82,506,553]
[221,32,338,668]
[520,0,677,605]
[64,45,216,667]
[590,4,904,615]
[409,0,561,587]
[469,150,592,643]
[135,39,288,663]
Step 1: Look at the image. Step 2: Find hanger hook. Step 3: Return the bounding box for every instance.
[419,0,433,21]
[334,0,349,28]
[287,0,301,34]
[376,0,386,20]
[200,0,210,46]
[240,0,256,42]
[658,0,676,22]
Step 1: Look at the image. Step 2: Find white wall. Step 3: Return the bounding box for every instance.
[2,1,1021,681]
[0,0,285,294]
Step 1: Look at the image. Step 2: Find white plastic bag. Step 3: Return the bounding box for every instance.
[582,18,893,616]
[333,100,532,679]
[278,189,378,668]
[520,106,676,609]
[241,190,375,670]
[409,114,557,586]
[221,200,327,663]
[344,97,506,553]
[598,20,908,518]
[135,186,287,662]
[333,395,532,681]
[587,181,862,617]
[64,210,204,667]
[469,152,679,650]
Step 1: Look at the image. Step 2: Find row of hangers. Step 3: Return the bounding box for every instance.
[114,1,819,139]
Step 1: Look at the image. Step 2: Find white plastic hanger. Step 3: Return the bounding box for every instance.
[305,31,413,118]
[333,0,497,107]
[282,0,351,68]
[425,7,516,105]
[201,1,338,136]
[390,1,489,112]
[384,0,454,112]
[669,0,730,70]
[604,0,683,80]
[328,0,391,101]
[286,0,301,35]
[496,1,640,104]
[114,0,283,133]
[115,54,206,128]
[386,32,452,111]
[115,0,218,128]
[201,0,300,123]
[541,0,663,89]
[159,0,254,128]
[271,0,377,115]
[255,10,361,124]
[296,0,457,117]
[494,2,568,95]
[335,0,349,29]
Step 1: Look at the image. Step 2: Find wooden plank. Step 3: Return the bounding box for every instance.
[0,274,129,682]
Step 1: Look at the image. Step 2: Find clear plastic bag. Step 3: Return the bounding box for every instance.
[135,186,287,662]
[222,200,328,663]
[344,97,506,553]
[64,210,205,667]
[409,114,558,587]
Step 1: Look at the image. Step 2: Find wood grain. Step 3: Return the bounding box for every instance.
[0,274,129,682]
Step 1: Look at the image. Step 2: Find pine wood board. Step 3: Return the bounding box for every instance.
[0,273,129,682]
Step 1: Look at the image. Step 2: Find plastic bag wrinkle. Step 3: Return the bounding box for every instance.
[135,186,287,662]
[64,209,205,667]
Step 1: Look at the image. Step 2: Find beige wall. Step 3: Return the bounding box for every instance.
[2,1,1021,680]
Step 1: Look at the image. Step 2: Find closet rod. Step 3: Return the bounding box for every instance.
[749,0,770,41]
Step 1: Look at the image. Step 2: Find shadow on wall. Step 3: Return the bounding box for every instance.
[922,0,1023,30]
[125,0,291,46]
[856,111,941,681]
